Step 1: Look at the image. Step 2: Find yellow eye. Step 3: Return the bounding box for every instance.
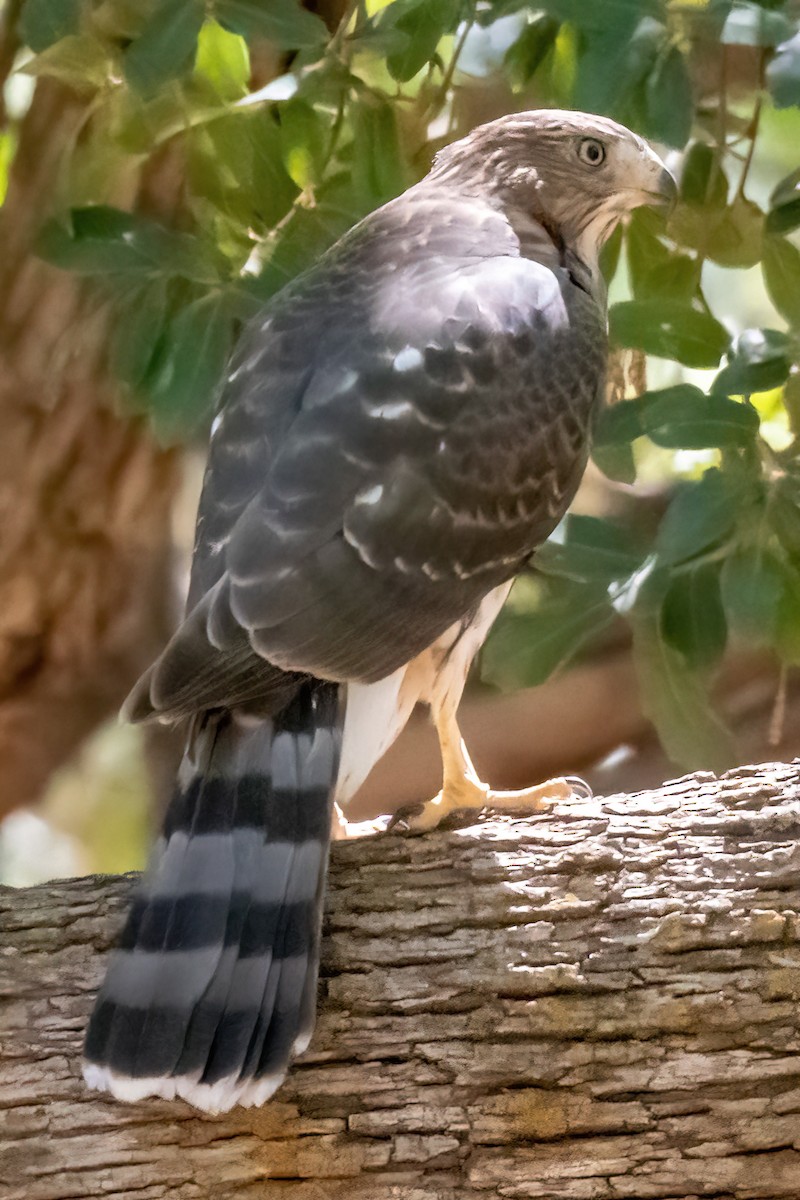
[578,138,606,166]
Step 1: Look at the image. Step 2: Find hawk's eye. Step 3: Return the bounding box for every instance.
[578,138,606,166]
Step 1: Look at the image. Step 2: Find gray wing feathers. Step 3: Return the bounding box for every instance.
[130,191,607,722]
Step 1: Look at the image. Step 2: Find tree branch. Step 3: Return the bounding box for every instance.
[3,761,800,1198]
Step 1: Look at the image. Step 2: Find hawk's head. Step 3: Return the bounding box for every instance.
[431,109,676,264]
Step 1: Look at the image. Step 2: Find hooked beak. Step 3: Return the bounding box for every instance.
[650,166,678,213]
[623,164,678,217]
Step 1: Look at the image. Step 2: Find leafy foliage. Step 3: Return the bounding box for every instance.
[8,0,800,770]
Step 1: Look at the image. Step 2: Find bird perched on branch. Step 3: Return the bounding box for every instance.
[84,109,675,1113]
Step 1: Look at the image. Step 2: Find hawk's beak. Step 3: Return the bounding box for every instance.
[648,166,678,214]
[625,165,678,216]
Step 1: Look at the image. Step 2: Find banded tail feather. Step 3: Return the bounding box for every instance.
[83,681,341,1114]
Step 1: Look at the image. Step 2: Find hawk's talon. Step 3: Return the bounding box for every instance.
[563,775,593,801]
[387,803,424,833]
[388,801,463,835]
[332,803,393,841]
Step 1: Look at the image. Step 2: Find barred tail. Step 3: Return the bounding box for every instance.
[83,682,340,1114]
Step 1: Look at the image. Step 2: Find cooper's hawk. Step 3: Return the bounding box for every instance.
[84,110,675,1113]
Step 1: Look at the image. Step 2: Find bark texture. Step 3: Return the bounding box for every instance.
[0,75,181,818]
[3,762,800,1199]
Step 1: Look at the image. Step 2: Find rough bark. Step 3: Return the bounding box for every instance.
[3,761,800,1199]
[0,75,181,818]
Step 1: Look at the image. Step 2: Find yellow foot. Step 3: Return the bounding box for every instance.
[390,775,591,834]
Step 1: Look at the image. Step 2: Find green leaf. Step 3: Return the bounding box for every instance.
[627,209,670,294]
[39,207,164,275]
[785,372,800,436]
[248,113,300,225]
[541,0,654,35]
[661,563,727,668]
[279,99,328,189]
[385,0,462,82]
[194,18,250,100]
[535,515,644,584]
[712,328,791,395]
[147,295,233,442]
[645,45,693,148]
[216,0,328,49]
[767,168,800,235]
[656,469,739,566]
[504,14,560,85]
[88,0,145,41]
[350,97,409,206]
[767,30,800,109]
[191,111,298,234]
[594,397,645,446]
[770,475,800,559]
[640,385,759,448]
[125,0,205,95]
[594,387,757,452]
[722,1,792,47]
[763,234,800,327]
[112,280,169,391]
[670,185,762,266]
[573,14,663,115]
[38,206,219,283]
[678,141,728,209]
[646,256,700,303]
[476,0,531,24]
[600,222,623,284]
[21,34,111,91]
[627,210,698,302]
[720,547,787,646]
[591,441,637,485]
[481,582,615,691]
[19,0,80,51]
[609,300,730,368]
[632,613,733,772]
[706,196,764,269]
[0,131,13,208]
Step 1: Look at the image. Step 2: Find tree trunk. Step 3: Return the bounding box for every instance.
[0,68,185,819]
[3,761,800,1199]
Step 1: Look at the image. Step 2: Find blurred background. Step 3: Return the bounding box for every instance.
[1,0,799,886]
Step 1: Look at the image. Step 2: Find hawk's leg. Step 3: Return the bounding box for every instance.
[393,707,589,834]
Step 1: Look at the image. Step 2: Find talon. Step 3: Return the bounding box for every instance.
[332,803,394,840]
[388,803,426,834]
[564,775,593,800]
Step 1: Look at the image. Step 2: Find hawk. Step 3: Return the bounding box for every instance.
[84,110,675,1113]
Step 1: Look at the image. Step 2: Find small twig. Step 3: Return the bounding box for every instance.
[243,187,310,266]
[735,53,766,202]
[425,0,476,121]
[713,43,728,186]
[769,665,788,748]
[322,87,347,174]
[320,1,363,177]
[327,0,360,59]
